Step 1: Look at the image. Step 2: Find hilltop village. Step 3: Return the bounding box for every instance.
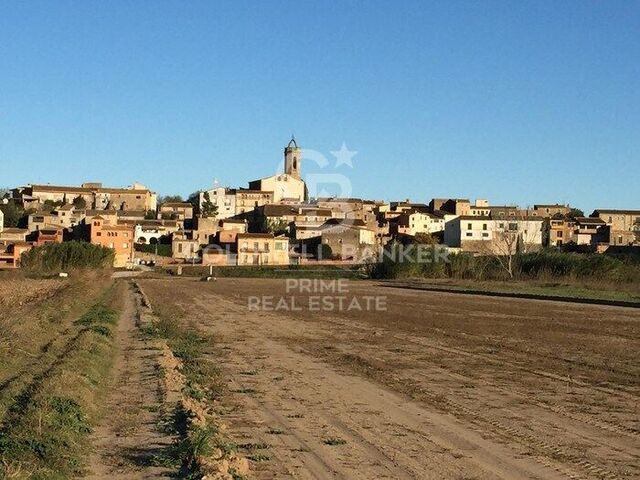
[1,138,638,268]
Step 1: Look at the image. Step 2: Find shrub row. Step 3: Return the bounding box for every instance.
[370,246,640,283]
[21,242,114,273]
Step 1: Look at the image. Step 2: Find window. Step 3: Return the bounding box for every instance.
[482,232,489,237]
[254,242,259,250]
[466,232,473,237]
[509,223,518,231]
[96,232,101,237]
[467,223,472,230]
[178,244,183,253]
[482,223,487,230]
[557,231,563,238]
[264,242,269,251]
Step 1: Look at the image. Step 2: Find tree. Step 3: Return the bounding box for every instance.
[144,209,157,220]
[566,208,584,219]
[159,195,183,205]
[187,191,201,213]
[72,196,87,209]
[264,218,289,236]
[482,216,543,278]
[0,201,24,228]
[200,191,218,218]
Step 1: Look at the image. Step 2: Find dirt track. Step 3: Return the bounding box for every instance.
[140,278,640,480]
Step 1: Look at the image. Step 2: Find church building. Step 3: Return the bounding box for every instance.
[248,137,306,203]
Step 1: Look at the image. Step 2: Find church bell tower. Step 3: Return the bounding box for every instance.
[284,136,301,179]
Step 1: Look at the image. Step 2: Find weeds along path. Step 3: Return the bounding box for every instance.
[87,282,176,479]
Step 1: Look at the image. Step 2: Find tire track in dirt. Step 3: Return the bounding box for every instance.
[187,292,567,480]
[313,310,640,441]
[196,291,637,480]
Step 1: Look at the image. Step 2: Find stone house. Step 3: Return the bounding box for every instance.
[160,202,194,221]
[18,183,157,211]
[592,209,640,246]
[171,233,200,262]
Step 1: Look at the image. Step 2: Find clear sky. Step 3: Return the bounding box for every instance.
[1,1,638,212]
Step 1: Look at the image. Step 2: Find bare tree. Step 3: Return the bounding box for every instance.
[480,212,544,278]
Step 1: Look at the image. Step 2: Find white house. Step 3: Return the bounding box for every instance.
[396,210,445,236]
[199,187,237,220]
[445,216,543,254]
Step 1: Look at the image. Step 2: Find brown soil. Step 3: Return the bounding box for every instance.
[87,283,176,479]
[139,277,640,480]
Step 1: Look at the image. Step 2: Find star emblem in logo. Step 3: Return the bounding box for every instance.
[331,142,357,168]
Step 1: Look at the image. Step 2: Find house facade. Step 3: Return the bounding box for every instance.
[236,233,289,265]
[592,209,640,246]
[160,202,194,220]
[395,210,445,236]
[90,217,134,267]
[444,216,544,254]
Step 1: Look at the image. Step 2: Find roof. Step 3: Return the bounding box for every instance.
[86,209,117,216]
[30,184,153,194]
[534,204,568,209]
[263,204,298,217]
[117,210,148,217]
[575,217,606,224]
[237,233,274,239]
[458,215,492,221]
[161,202,192,208]
[57,204,75,211]
[286,136,299,149]
[221,218,246,224]
[38,229,61,235]
[0,228,28,234]
[593,209,640,216]
[316,197,363,203]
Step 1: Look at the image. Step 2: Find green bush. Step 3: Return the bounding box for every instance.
[20,241,114,273]
[135,243,172,257]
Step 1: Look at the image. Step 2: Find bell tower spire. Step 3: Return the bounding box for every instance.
[284,136,301,179]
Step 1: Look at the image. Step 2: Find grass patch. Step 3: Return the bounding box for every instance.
[0,283,121,478]
[323,437,347,446]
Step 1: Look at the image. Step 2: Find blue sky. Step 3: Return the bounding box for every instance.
[0,0,638,212]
